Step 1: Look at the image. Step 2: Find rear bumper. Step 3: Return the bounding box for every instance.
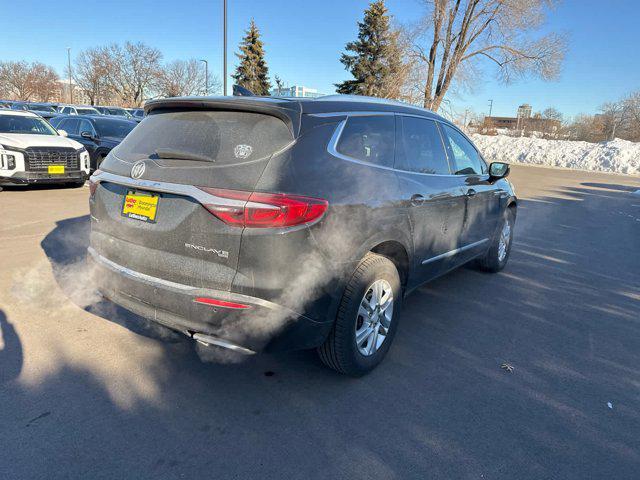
[87,247,333,352]
[0,170,88,185]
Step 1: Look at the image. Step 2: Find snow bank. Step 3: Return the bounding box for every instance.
[471,134,640,176]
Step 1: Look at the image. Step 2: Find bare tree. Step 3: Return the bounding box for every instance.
[0,61,59,101]
[156,59,212,97]
[73,47,113,105]
[274,75,286,95]
[621,91,640,142]
[101,42,162,106]
[599,102,628,141]
[407,0,567,111]
[542,107,562,122]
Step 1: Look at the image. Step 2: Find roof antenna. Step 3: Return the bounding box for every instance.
[232,85,255,97]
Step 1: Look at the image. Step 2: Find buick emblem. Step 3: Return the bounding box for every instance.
[131,161,146,179]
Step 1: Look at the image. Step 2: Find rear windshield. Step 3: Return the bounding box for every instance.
[114,110,293,164]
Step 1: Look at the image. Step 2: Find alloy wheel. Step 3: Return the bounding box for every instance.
[355,279,393,356]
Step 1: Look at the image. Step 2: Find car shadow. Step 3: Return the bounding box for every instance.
[0,309,23,385]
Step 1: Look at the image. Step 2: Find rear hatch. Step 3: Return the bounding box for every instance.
[90,99,299,292]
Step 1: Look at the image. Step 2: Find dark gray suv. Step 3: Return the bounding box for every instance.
[88,95,516,376]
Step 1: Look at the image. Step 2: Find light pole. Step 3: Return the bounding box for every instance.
[200,59,209,95]
[67,47,73,104]
[223,0,228,95]
[488,99,493,117]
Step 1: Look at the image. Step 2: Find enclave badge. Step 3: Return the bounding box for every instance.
[131,161,146,179]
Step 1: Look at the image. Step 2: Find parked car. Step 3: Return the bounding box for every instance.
[88,95,516,376]
[127,108,144,122]
[57,105,101,116]
[0,110,90,187]
[94,106,134,119]
[49,114,137,171]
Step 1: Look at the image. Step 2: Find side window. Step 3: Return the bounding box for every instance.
[396,116,450,174]
[336,115,395,168]
[440,124,486,175]
[79,119,95,136]
[62,107,71,114]
[63,118,80,135]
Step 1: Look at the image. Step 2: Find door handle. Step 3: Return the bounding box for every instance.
[466,189,477,197]
[410,194,425,206]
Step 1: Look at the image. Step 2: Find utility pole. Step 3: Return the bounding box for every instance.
[488,99,493,118]
[67,47,73,104]
[223,0,228,96]
[200,59,209,95]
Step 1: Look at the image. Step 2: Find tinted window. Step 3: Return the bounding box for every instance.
[336,115,395,167]
[76,108,99,115]
[94,118,136,139]
[396,116,450,174]
[441,124,486,175]
[0,115,57,135]
[115,110,293,164]
[79,119,95,136]
[62,118,80,135]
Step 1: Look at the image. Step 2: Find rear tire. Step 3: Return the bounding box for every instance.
[476,207,515,273]
[318,252,402,376]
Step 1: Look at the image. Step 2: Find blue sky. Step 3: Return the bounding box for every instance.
[1,0,637,118]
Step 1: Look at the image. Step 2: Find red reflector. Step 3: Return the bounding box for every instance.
[89,170,102,197]
[198,187,328,228]
[194,297,251,309]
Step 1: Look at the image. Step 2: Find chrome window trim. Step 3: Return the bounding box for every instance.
[322,110,489,179]
[327,116,476,178]
[421,238,489,265]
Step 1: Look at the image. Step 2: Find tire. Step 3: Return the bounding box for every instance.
[318,252,402,376]
[476,207,515,273]
[95,154,104,170]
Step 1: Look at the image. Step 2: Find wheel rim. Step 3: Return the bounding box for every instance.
[498,218,512,262]
[355,279,393,356]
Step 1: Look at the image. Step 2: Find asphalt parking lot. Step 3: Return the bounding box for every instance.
[1,165,639,480]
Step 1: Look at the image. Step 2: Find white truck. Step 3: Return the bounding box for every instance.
[0,110,90,187]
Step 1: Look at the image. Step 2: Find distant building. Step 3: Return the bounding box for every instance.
[270,85,324,98]
[483,104,560,134]
[517,104,532,119]
[57,79,91,105]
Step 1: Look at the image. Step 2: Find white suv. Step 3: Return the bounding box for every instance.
[0,110,90,187]
[57,105,101,116]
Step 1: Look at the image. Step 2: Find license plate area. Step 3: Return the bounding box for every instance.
[121,190,159,223]
[48,165,65,174]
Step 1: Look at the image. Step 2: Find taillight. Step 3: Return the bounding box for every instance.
[198,187,328,228]
[88,171,101,197]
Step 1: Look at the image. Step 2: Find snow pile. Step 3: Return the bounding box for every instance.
[471,134,640,175]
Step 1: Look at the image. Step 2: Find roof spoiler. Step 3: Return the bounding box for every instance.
[143,96,303,137]
[232,85,255,96]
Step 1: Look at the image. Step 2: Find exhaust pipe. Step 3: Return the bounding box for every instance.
[192,332,256,355]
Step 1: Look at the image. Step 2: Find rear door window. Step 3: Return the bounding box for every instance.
[440,124,486,175]
[79,119,96,136]
[115,110,293,164]
[62,118,80,135]
[336,115,395,168]
[396,116,450,174]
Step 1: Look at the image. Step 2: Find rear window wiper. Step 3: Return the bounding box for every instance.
[154,148,212,162]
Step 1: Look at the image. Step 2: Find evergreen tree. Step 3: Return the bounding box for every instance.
[335,0,403,98]
[232,20,271,95]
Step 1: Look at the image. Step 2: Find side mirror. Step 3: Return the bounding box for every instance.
[81,131,93,139]
[489,162,510,179]
[58,129,68,137]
